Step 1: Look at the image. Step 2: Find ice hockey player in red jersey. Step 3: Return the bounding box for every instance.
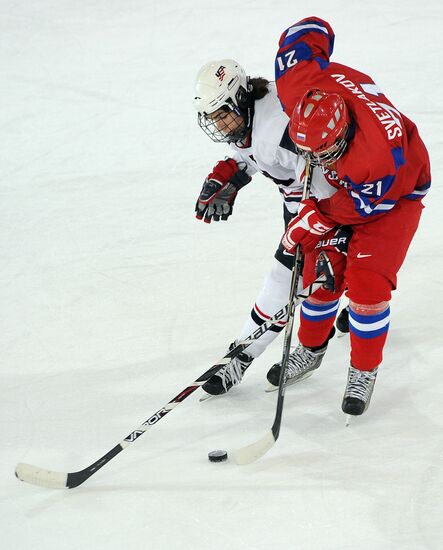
[193,59,342,398]
[267,17,431,416]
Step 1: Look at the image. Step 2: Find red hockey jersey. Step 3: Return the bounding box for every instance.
[275,16,431,225]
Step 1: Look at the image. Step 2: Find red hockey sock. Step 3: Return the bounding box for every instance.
[349,305,390,370]
[298,298,339,348]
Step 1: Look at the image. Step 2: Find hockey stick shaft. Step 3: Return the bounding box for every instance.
[233,161,314,465]
[273,160,313,436]
[15,274,325,489]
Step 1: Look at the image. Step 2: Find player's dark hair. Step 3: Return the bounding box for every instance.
[249,77,270,100]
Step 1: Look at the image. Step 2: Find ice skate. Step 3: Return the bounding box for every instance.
[266,328,335,391]
[342,365,378,421]
[336,305,349,336]
[200,342,254,400]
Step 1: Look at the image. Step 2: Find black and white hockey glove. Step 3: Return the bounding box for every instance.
[195,159,251,223]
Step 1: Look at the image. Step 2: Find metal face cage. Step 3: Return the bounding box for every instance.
[296,136,348,166]
[198,105,248,143]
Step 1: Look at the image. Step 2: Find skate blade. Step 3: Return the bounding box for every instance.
[336,330,349,338]
[345,414,352,427]
[264,370,316,393]
[199,392,215,402]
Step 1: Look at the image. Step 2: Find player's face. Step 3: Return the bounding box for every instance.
[299,137,348,167]
[208,108,245,138]
[198,105,247,143]
[313,141,344,166]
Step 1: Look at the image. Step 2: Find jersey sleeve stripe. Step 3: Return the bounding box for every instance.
[281,23,330,48]
[402,181,431,200]
[279,18,335,54]
[349,190,396,217]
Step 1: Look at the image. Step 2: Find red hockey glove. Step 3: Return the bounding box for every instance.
[195,159,251,223]
[282,199,335,253]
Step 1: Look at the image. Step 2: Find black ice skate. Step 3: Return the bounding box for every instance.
[200,342,254,400]
[266,327,335,391]
[342,365,378,418]
[336,305,349,334]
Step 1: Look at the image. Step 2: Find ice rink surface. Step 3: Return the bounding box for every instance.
[1,1,442,549]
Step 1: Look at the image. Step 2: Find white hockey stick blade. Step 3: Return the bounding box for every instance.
[231,430,275,465]
[15,463,68,489]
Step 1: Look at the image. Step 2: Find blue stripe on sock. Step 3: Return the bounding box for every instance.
[349,323,390,339]
[301,300,339,322]
[349,307,390,325]
[349,306,390,339]
[302,300,339,312]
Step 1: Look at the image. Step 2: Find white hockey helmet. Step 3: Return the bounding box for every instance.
[194,59,252,142]
[194,59,248,115]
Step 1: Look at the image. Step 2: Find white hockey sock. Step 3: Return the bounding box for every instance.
[237,258,292,358]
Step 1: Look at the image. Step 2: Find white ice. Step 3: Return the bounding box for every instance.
[1,1,442,549]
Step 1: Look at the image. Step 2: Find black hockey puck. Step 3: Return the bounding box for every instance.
[208,450,228,462]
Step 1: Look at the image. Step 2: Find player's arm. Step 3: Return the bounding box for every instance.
[275,16,335,112]
[276,16,335,77]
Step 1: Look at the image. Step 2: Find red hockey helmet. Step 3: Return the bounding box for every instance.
[289,89,350,166]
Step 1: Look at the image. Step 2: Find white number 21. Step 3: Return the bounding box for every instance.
[276,50,298,72]
[361,181,383,196]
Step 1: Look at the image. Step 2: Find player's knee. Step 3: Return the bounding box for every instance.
[269,257,292,281]
[346,268,393,303]
[310,286,343,303]
[275,246,295,270]
[349,300,389,315]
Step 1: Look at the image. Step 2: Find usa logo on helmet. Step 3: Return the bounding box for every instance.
[215,66,226,81]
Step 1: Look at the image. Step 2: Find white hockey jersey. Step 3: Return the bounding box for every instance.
[229,82,335,213]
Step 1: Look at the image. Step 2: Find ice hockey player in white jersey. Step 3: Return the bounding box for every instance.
[194,59,350,398]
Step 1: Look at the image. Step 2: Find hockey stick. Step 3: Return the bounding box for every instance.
[15,275,326,489]
[232,161,314,465]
